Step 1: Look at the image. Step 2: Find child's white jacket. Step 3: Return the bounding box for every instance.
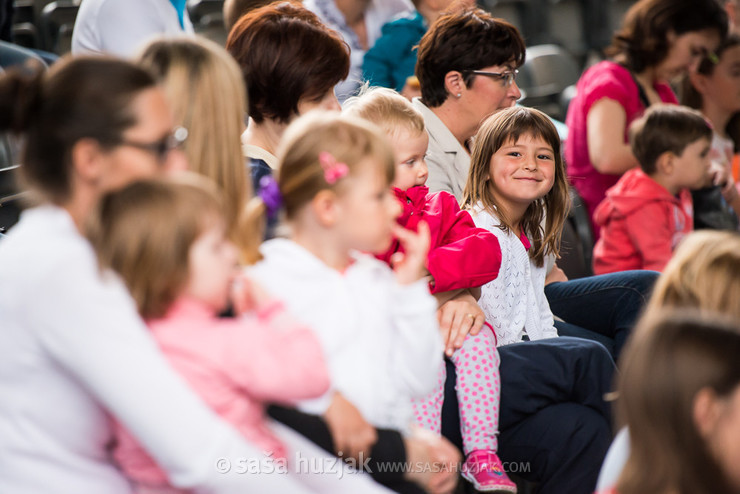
[470,206,558,346]
[249,238,443,433]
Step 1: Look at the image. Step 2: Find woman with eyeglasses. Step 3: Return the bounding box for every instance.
[565,0,728,240]
[0,56,322,493]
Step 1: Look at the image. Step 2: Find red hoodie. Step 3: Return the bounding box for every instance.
[592,168,693,274]
[376,186,502,293]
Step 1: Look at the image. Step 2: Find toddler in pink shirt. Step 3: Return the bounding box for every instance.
[86,177,332,492]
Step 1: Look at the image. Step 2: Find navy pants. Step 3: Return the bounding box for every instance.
[545,270,658,362]
[442,337,615,494]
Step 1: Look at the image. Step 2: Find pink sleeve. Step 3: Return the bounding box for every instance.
[426,192,502,293]
[224,304,331,404]
[581,64,637,118]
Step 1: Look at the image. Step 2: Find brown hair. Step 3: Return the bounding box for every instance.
[416,8,525,108]
[646,230,740,319]
[463,106,569,267]
[137,36,258,264]
[0,56,155,203]
[223,0,272,31]
[275,112,395,220]
[607,0,728,73]
[682,33,740,152]
[343,87,425,139]
[616,310,740,494]
[226,1,350,124]
[86,176,224,319]
[629,104,712,175]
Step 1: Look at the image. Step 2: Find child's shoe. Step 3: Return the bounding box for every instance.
[461,449,517,493]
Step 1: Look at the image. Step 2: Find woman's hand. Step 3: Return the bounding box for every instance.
[323,392,377,461]
[391,221,431,285]
[404,428,461,494]
[545,264,568,285]
[437,290,485,356]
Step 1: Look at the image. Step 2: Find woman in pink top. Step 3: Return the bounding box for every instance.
[565,0,726,239]
[86,178,376,493]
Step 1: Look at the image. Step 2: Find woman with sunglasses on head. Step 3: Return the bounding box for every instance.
[565,0,728,240]
[0,56,326,493]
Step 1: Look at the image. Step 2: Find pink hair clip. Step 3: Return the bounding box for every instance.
[318,151,349,184]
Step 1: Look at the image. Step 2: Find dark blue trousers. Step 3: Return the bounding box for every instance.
[442,337,615,494]
[545,270,659,362]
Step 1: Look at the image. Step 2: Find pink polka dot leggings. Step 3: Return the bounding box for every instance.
[412,325,501,455]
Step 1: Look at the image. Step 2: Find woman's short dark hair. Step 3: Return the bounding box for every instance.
[226,1,350,124]
[0,56,156,203]
[607,0,728,73]
[416,8,525,108]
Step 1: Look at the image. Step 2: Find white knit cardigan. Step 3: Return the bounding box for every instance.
[470,205,558,346]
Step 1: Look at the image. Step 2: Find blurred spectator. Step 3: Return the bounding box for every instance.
[304,0,412,101]
[565,0,727,240]
[72,0,193,57]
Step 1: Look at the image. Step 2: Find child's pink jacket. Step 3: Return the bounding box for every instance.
[113,297,330,487]
[592,168,693,274]
[376,186,502,293]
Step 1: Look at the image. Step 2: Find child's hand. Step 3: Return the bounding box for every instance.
[323,392,377,462]
[391,221,431,285]
[437,290,486,357]
[231,274,274,315]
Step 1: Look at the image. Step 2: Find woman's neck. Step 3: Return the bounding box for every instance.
[334,0,369,49]
[702,99,733,139]
[416,3,440,25]
[244,118,287,157]
[62,186,97,232]
[429,102,476,151]
[291,219,352,272]
[334,0,367,24]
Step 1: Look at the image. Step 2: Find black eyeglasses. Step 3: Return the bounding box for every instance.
[464,69,519,87]
[117,126,188,162]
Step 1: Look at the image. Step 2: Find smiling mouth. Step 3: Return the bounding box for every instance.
[515,177,541,182]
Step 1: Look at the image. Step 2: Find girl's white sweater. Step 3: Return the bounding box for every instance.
[470,205,558,346]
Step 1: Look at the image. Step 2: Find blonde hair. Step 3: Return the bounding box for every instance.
[343,86,425,139]
[462,106,570,267]
[274,111,395,220]
[137,37,259,263]
[646,230,740,319]
[86,176,224,319]
[616,310,740,494]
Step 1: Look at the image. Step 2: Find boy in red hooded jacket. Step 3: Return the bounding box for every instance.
[593,105,713,274]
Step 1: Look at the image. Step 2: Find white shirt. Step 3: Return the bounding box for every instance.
[305,0,412,101]
[249,238,442,433]
[0,205,309,494]
[470,205,558,346]
[72,0,194,58]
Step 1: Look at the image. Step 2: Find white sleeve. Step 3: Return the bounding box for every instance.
[28,262,310,493]
[389,279,443,398]
[93,0,172,57]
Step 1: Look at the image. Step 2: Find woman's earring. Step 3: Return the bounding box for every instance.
[457,93,462,98]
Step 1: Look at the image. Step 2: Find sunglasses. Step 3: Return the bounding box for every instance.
[464,69,519,87]
[117,126,189,163]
